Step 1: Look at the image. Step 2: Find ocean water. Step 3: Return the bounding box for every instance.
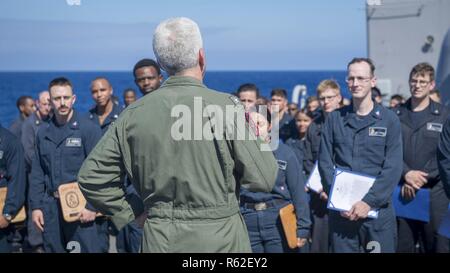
[0,71,348,127]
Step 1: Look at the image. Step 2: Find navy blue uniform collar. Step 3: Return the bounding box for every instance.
[43,110,80,145]
[396,98,442,130]
[342,103,383,130]
[88,103,121,126]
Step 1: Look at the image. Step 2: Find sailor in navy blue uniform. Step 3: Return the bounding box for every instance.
[318,58,402,253]
[0,125,26,253]
[396,63,450,253]
[438,117,450,200]
[29,77,105,253]
[88,77,143,253]
[240,112,311,253]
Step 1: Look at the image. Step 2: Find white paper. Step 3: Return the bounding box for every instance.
[328,169,379,218]
[306,162,323,193]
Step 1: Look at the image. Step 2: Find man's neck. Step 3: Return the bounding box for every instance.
[36,110,48,121]
[175,66,203,82]
[411,96,430,112]
[55,109,73,126]
[353,95,374,116]
[96,100,113,117]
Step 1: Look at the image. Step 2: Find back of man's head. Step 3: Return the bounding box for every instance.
[153,17,203,75]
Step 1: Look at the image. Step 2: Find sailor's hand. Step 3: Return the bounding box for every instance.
[347,201,371,221]
[79,209,97,223]
[404,170,428,190]
[135,210,148,229]
[0,215,10,229]
[319,191,328,201]
[401,184,416,200]
[297,238,307,248]
[32,209,45,232]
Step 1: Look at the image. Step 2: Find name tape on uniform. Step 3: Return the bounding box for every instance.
[427,122,443,133]
[369,127,387,137]
[65,138,82,147]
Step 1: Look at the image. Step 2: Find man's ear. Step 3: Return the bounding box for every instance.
[199,48,206,76]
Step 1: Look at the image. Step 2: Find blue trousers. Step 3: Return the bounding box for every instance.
[329,206,397,253]
[41,195,108,253]
[116,221,142,253]
[0,227,11,253]
[241,201,307,253]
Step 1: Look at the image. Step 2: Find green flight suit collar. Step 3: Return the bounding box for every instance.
[161,76,206,88]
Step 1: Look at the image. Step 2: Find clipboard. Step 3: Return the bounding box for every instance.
[0,187,26,223]
[327,168,379,219]
[279,203,298,249]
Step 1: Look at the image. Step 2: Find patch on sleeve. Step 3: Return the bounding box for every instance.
[229,95,242,106]
[277,160,287,170]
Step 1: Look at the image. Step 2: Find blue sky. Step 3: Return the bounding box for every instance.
[0,0,367,71]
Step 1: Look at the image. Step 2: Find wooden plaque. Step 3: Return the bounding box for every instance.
[58,182,86,223]
[0,187,27,223]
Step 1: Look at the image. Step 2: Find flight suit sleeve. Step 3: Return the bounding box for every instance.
[20,121,35,171]
[78,118,143,231]
[362,116,403,209]
[233,138,278,192]
[230,105,278,192]
[3,134,26,216]
[29,135,46,210]
[318,113,335,194]
[438,116,450,198]
[285,151,311,238]
[82,123,103,212]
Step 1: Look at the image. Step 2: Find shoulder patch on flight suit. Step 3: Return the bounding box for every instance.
[65,138,82,147]
[369,127,387,137]
[229,95,241,106]
[277,160,287,170]
[0,150,3,159]
[427,122,443,132]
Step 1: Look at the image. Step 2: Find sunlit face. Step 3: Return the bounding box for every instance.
[134,66,162,95]
[37,92,51,117]
[347,62,376,100]
[91,79,113,107]
[238,91,257,110]
[50,85,76,118]
[124,91,137,106]
[271,95,287,113]
[319,89,341,113]
[295,112,312,135]
[409,73,435,100]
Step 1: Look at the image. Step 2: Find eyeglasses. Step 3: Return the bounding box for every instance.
[345,76,372,84]
[409,79,430,87]
[319,95,338,101]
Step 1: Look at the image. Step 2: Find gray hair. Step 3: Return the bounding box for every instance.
[153,17,203,75]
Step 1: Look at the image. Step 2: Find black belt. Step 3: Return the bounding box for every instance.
[242,199,287,211]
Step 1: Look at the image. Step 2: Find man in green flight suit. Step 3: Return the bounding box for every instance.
[77,17,278,253]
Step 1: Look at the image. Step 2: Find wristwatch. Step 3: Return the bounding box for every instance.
[3,214,12,222]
